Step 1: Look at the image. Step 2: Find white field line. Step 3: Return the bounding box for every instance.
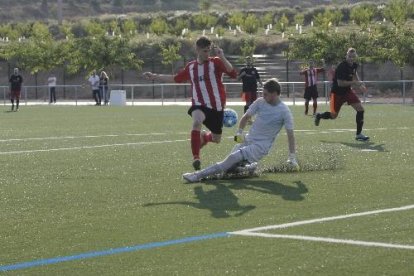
[0,126,407,155]
[231,204,414,234]
[0,127,399,144]
[0,133,167,143]
[0,139,189,155]
[230,204,414,250]
[232,232,414,250]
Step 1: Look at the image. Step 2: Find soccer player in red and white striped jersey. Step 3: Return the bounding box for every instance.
[299,60,325,116]
[143,36,237,170]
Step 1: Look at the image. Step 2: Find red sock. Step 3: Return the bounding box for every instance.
[200,132,212,148]
[191,130,201,160]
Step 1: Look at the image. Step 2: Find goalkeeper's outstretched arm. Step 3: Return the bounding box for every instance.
[234,113,251,143]
[286,129,296,155]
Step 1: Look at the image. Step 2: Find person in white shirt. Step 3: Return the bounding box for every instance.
[182,78,299,183]
[88,70,101,105]
[48,74,57,103]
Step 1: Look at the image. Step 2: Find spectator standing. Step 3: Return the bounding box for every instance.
[99,71,109,105]
[9,68,23,112]
[48,74,57,104]
[88,70,101,105]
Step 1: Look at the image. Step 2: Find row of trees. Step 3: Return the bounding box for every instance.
[0,0,413,79]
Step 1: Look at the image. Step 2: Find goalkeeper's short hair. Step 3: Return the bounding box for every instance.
[263,78,281,95]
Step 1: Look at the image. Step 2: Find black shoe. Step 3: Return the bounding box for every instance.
[192,159,201,171]
[314,113,321,126]
[355,134,370,141]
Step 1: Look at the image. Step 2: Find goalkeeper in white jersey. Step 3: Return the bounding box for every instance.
[183,78,298,183]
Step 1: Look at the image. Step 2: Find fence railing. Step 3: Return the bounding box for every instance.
[1,80,413,106]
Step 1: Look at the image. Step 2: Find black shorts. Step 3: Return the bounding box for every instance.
[187,106,224,135]
[304,85,318,100]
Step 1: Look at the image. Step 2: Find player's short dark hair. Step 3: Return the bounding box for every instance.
[264,78,281,95]
[196,36,212,48]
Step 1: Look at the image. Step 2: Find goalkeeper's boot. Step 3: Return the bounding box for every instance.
[182,172,200,183]
[192,159,201,171]
[355,133,370,141]
[245,162,258,174]
[234,162,258,175]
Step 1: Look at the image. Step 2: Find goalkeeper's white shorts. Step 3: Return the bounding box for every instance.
[231,142,270,163]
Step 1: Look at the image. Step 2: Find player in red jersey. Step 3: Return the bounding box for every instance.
[299,60,325,116]
[144,36,237,170]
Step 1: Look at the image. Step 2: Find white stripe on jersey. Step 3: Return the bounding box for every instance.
[197,63,211,108]
[208,61,222,110]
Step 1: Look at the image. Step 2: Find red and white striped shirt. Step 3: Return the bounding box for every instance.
[174,57,237,111]
[300,67,325,87]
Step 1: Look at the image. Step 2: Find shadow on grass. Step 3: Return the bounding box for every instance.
[226,180,308,201]
[144,180,308,218]
[321,140,387,152]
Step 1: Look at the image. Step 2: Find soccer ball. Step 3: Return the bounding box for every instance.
[223,108,238,128]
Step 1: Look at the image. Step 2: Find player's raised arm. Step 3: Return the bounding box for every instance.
[143,72,175,83]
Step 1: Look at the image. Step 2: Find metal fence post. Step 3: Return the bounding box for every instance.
[403,80,406,104]
[131,86,134,106]
[24,87,27,106]
[161,85,164,107]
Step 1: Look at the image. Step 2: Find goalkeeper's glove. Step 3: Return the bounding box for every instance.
[234,129,244,143]
[287,153,300,171]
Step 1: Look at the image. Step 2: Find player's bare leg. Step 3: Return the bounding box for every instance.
[190,110,205,170]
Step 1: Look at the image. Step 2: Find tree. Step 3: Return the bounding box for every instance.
[150,18,169,36]
[294,13,305,27]
[276,13,289,33]
[5,22,55,75]
[0,24,19,41]
[383,0,413,30]
[313,9,343,31]
[262,12,274,27]
[122,19,137,37]
[288,30,349,65]
[242,14,260,34]
[350,4,375,30]
[239,38,256,62]
[170,18,190,36]
[374,27,414,79]
[192,13,218,30]
[2,22,57,97]
[160,42,181,74]
[227,11,244,29]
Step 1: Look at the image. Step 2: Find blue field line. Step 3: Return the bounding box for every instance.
[0,232,231,272]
